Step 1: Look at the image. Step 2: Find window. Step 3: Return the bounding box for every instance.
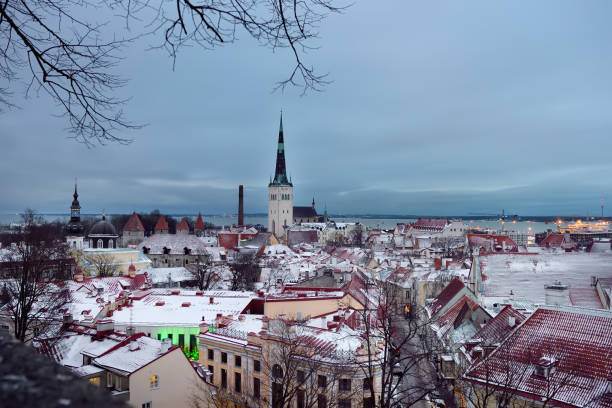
[254,377,260,399]
[318,375,327,388]
[363,377,372,390]
[142,403,152,408]
[97,239,103,248]
[363,397,374,408]
[221,352,227,364]
[168,333,173,342]
[189,335,197,352]
[107,372,114,388]
[297,370,305,383]
[208,365,214,383]
[208,349,214,360]
[272,364,283,379]
[317,394,327,408]
[221,369,227,389]
[235,355,241,367]
[254,359,261,372]
[150,374,159,389]
[235,372,241,393]
[89,377,100,386]
[109,240,114,249]
[338,399,351,408]
[178,334,185,348]
[339,378,351,392]
[297,389,305,408]
[156,333,161,340]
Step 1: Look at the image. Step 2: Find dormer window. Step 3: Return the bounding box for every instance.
[184,247,191,255]
[163,247,170,255]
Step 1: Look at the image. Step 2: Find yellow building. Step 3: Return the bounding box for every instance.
[198,306,383,408]
[80,247,151,277]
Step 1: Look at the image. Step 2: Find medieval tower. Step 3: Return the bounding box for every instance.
[268,113,293,238]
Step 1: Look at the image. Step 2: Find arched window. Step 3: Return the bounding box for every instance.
[109,240,114,249]
[97,239,103,248]
[272,364,283,379]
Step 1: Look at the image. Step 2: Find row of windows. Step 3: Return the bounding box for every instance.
[270,193,292,200]
[90,239,114,248]
[208,349,259,371]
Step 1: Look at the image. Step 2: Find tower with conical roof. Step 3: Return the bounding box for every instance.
[268,113,294,238]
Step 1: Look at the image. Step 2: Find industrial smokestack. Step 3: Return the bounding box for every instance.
[238,185,244,225]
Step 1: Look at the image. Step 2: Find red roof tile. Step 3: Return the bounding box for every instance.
[428,277,465,317]
[540,233,577,250]
[467,233,518,252]
[465,307,612,407]
[123,212,144,232]
[411,218,449,231]
[177,218,189,231]
[194,213,204,230]
[472,305,526,347]
[154,215,168,232]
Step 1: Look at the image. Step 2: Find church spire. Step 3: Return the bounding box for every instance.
[270,111,292,186]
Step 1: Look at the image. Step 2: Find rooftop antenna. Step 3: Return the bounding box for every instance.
[601,198,605,219]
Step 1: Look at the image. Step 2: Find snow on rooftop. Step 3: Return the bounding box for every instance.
[110,289,256,327]
[147,267,194,284]
[480,252,612,307]
[93,335,170,375]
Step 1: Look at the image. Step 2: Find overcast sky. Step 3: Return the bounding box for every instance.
[2,1,612,216]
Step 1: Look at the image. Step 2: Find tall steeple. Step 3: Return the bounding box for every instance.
[67,178,84,236]
[270,112,292,186]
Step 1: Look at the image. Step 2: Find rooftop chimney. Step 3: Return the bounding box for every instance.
[508,316,516,327]
[129,339,140,352]
[238,185,244,226]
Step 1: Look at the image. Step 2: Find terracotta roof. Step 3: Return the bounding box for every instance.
[123,212,144,232]
[194,213,204,231]
[472,305,526,347]
[154,216,168,232]
[411,218,449,231]
[434,295,478,337]
[465,307,612,407]
[467,233,518,252]
[540,233,576,250]
[177,218,189,231]
[428,277,465,317]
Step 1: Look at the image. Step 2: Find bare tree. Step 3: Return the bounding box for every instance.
[230,252,261,290]
[0,209,71,343]
[187,250,217,290]
[1,0,345,145]
[356,280,446,408]
[85,252,117,277]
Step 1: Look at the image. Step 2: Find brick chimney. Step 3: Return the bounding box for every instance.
[238,185,244,226]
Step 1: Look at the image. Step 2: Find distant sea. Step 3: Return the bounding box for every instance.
[0,213,556,233]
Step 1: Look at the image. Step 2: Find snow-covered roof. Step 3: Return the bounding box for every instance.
[140,234,209,255]
[147,267,194,284]
[93,334,175,375]
[110,289,256,327]
[479,252,612,308]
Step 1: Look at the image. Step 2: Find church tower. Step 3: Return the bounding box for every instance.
[268,113,293,238]
[66,180,85,249]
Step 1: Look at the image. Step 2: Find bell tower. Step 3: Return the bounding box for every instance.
[268,113,293,238]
